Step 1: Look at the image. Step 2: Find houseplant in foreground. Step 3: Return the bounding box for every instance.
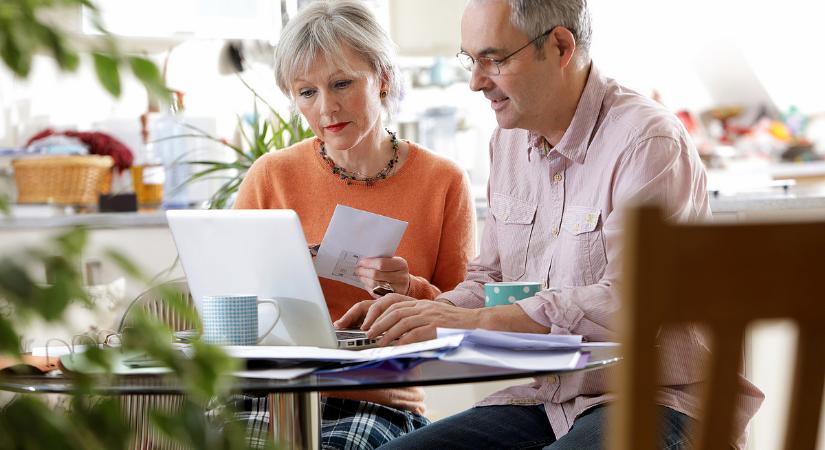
[0,226,271,449]
[0,1,271,447]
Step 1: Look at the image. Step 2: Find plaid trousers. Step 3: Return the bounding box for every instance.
[223,395,430,450]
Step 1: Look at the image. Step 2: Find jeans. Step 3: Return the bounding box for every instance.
[376,403,694,450]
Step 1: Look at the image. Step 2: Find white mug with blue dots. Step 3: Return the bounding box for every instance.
[484,282,542,307]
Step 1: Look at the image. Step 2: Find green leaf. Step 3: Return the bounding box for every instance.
[209,177,243,209]
[54,227,88,257]
[153,284,200,328]
[128,56,169,102]
[81,345,113,372]
[75,0,99,11]
[182,165,241,186]
[93,52,121,97]
[156,128,247,159]
[235,114,255,155]
[0,318,20,355]
[0,259,36,305]
[0,397,77,450]
[104,248,145,281]
[32,22,79,71]
[186,159,249,170]
[0,24,31,77]
[0,193,8,214]
[71,397,132,450]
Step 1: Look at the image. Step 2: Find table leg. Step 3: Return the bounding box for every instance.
[268,392,321,450]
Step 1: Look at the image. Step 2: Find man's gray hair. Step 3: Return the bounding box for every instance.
[507,0,592,59]
[274,0,401,116]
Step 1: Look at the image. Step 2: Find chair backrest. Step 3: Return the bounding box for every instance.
[118,279,196,332]
[610,205,825,450]
[117,279,194,450]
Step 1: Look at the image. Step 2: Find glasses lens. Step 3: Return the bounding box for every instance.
[484,59,501,76]
[456,52,474,72]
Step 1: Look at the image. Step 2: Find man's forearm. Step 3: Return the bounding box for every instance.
[476,304,551,334]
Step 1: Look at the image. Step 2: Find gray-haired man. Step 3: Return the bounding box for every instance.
[337,0,764,448]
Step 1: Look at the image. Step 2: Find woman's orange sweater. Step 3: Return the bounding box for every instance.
[234,137,475,414]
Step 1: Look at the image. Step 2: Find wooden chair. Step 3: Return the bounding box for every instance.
[610,205,825,450]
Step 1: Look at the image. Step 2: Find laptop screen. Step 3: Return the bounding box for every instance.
[166,209,339,348]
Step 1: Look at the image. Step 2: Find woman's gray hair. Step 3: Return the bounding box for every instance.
[274,0,401,117]
[507,0,592,60]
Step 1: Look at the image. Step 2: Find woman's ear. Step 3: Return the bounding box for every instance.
[379,70,392,94]
[378,78,389,100]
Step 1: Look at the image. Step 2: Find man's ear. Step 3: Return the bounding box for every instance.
[552,27,577,69]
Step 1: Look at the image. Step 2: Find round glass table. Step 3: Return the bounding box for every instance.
[0,346,619,449]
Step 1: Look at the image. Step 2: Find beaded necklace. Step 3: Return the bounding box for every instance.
[319,128,399,186]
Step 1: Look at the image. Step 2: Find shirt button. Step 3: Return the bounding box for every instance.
[553,173,563,183]
[552,227,559,237]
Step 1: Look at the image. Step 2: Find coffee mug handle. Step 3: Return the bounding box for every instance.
[256,298,280,343]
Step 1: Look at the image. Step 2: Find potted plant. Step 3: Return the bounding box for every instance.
[160,77,313,209]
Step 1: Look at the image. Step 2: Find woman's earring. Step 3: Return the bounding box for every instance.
[380,90,388,99]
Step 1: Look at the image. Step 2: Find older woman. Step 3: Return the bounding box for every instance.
[233,0,475,448]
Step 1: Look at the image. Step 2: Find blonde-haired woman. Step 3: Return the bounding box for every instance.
[234,1,475,448]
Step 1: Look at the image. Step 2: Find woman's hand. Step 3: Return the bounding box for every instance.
[333,293,414,330]
[355,257,411,298]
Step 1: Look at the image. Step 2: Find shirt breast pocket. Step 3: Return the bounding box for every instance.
[490,193,537,281]
[560,206,607,286]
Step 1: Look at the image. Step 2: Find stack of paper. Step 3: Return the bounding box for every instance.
[223,334,464,363]
[436,328,583,350]
[225,330,593,376]
[434,328,585,371]
[56,330,611,380]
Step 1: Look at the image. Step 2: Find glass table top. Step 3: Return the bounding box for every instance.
[0,347,620,395]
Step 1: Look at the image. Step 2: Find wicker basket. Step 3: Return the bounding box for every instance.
[12,155,114,205]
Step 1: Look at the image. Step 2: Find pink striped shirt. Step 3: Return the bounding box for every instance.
[439,65,763,449]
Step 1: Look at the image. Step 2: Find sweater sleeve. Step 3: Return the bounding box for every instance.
[234,156,274,209]
[407,169,476,300]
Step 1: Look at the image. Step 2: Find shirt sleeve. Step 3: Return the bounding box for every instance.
[408,169,477,300]
[439,139,502,309]
[515,135,710,341]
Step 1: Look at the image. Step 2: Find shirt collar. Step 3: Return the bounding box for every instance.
[527,64,608,164]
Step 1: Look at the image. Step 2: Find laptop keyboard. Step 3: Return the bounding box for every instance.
[336,330,369,340]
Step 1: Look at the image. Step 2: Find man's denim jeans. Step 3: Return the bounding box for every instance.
[377,403,694,450]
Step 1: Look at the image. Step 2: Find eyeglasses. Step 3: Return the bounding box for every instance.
[456,26,557,76]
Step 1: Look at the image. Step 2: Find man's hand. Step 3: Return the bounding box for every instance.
[333,293,414,330]
[368,300,483,346]
[355,257,411,298]
[368,302,552,346]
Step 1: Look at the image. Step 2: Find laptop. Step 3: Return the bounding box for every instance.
[166,209,375,349]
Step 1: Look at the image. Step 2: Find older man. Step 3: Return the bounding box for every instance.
[338,0,763,448]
